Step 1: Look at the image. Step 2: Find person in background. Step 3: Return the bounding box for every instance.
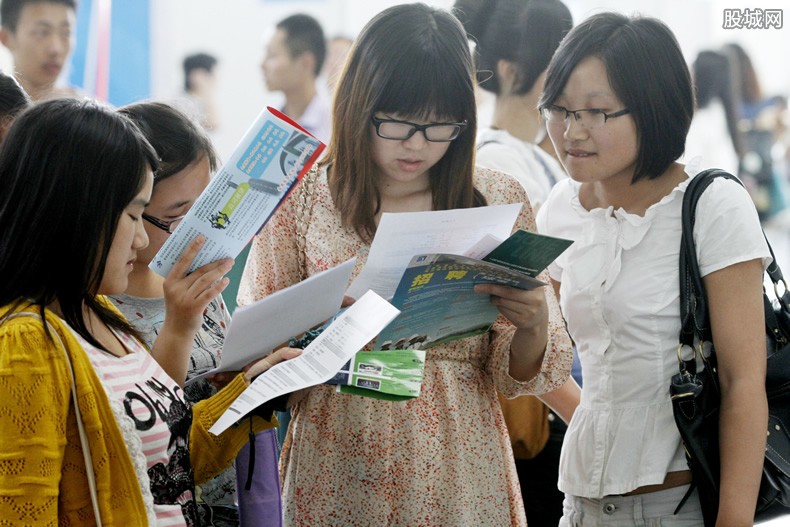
[455,0,571,210]
[179,52,221,131]
[321,34,352,94]
[684,50,741,175]
[261,13,330,145]
[724,42,789,222]
[0,98,292,526]
[536,13,769,525]
[0,0,79,101]
[239,4,573,526]
[0,68,29,141]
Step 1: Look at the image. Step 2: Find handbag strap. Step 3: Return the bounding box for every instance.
[6,311,103,525]
[679,169,788,349]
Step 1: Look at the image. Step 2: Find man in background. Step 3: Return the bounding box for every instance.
[180,52,220,131]
[261,13,330,144]
[0,0,77,101]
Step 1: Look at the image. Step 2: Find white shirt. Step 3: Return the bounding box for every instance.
[291,88,332,146]
[683,100,740,175]
[536,168,770,498]
[476,128,566,212]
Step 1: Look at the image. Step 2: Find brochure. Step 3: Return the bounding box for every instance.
[184,258,356,387]
[150,107,325,277]
[210,290,401,435]
[374,230,573,350]
[332,349,426,401]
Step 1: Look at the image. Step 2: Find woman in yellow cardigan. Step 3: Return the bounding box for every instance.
[0,99,295,526]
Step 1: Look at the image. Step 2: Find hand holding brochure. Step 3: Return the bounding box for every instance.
[210,290,400,435]
[150,107,325,276]
[184,258,356,387]
[374,229,573,349]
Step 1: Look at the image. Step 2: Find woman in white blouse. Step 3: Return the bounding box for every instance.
[536,13,769,526]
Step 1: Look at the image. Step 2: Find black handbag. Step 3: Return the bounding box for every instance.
[671,168,790,526]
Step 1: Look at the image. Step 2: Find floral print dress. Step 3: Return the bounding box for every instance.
[238,166,573,527]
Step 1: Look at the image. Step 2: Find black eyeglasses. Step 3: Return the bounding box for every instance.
[541,105,630,129]
[371,116,467,142]
[143,213,184,234]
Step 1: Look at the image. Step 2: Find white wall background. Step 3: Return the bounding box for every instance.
[146,0,789,161]
[1,0,787,160]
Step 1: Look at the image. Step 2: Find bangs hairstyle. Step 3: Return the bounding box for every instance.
[324,2,483,242]
[119,101,219,185]
[0,99,158,348]
[539,12,693,182]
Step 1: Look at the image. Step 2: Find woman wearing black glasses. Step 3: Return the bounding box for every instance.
[239,3,573,526]
[536,13,769,526]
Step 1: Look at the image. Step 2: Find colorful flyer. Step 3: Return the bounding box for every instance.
[150,107,325,276]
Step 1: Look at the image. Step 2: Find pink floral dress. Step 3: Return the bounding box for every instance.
[238,166,573,526]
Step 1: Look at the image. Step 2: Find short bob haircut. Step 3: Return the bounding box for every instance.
[454,0,572,96]
[539,12,693,182]
[324,2,484,242]
[0,99,158,348]
[119,101,219,185]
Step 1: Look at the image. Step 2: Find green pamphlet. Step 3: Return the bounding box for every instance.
[331,349,426,401]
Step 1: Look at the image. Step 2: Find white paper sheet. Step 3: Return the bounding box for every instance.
[345,203,522,300]
[209,290,400,435]
[185,258,356,387]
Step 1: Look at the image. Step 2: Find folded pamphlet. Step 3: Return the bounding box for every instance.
[150,107,325,276]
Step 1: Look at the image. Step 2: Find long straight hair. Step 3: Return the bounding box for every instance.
[322,3,485,242]
[0,99,159,348]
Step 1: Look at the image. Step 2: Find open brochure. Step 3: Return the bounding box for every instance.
[374,230,573,350]
[184,258,356,387]
[150,107,325,277]
[209,290,400,435]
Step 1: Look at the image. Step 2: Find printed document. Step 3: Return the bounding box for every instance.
[210,290,400,435]
[185,258,356,387]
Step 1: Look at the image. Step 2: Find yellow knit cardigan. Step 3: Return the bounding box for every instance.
[0,300,275,526]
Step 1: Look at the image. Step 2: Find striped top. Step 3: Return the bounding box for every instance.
[74,329,197,527]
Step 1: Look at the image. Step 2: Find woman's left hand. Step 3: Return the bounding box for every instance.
[474,283,550,382]
[473,283,548,332]
[243,347,303,385]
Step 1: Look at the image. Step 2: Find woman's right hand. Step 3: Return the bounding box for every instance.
[163,235,234,334]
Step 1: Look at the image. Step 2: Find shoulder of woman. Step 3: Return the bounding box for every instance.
[473,165,528,203]
[0,307,72,369]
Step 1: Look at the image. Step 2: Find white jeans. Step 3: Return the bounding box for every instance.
[559,485,703,526]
